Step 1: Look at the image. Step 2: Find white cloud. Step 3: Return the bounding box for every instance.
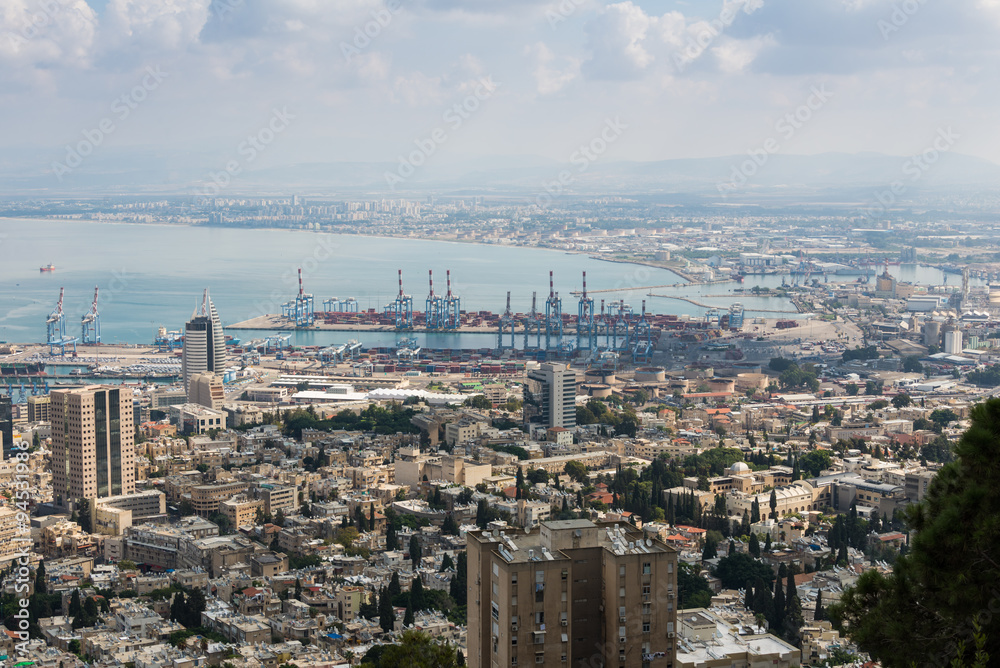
[583,1,654,80]
[0,0,98,72]
[101,0,212,52]
[527,42,580,95]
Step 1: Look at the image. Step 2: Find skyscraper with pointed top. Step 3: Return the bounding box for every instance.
[182,289,226,396]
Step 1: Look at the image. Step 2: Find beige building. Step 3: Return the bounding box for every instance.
[90,490,167,536]
[0,506,24,564]
[220,495,263,529]
[190,481,249,516]
[257,483,296,516]
[51,386,136,510]
[676,608,800,667]
[188,372,225,410]
[468,519,678,668]
[27,395,51,422]
[394,448,492,488]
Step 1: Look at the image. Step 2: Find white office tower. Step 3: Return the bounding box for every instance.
[182,289,226,395]
[526,362,577,429]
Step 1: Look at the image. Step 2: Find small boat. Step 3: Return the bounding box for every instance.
[40,264,55,272]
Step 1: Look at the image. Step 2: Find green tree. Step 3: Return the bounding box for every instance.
[902,356,923,373]
[386,521,399,551]
[440,553,454,572]
[929,408,959,428]
[564,460,588,483]
[409,535,422,565]
[829,398,1000,666]
[702,536,717,560]
[769,489,777,520]
[410,576,426,612]
[677,562,713,609]
[378,586,396,633]
[170,591,187,625]
[846,383,859,396]
[361,629,463,668]
[34,561,46,596]
[449,551,468,606]
[463,394,492,410]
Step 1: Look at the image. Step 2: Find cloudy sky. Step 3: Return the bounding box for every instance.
[1,0,998,180]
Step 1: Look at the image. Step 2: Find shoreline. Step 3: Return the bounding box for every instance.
[0,215,680,277]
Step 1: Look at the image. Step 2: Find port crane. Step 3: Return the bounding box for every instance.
[81,286,101,344]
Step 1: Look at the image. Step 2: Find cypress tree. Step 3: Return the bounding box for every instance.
[751,497,761,523]
[410,576,426,612]
[170,591,186,625]
[35,561,47,596]
[409,535,422,565]
[749,533,760,558]
[379,586,395,633]
[386,521,398,551]
[783,571,804,646]
[773,576,786,632]
[389,571,401,598]
[814,590,825,621]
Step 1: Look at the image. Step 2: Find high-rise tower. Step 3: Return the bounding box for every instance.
[50,385,135,510]
[182,289,226,395]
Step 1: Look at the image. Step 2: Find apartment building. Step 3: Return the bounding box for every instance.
[50,386,136,510]
[468,519,678,668]
[190,481,249,516]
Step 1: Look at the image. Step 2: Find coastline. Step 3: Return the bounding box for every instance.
[0,215,680,277]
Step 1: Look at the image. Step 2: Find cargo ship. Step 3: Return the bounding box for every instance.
[40,264,55,272]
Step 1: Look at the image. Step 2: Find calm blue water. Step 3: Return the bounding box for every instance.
[6,218,939,346]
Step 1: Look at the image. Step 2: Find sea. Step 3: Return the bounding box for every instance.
[0,218,969,348]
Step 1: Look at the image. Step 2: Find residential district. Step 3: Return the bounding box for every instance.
[6,206,1000,666]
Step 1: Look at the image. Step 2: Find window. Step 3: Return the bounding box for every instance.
[620,587,626,598]
[620,565,626,576]
[643,622,650,633]
[512,573,518,584]
[561,570,568,581]
[535,654,545,664]
[642,562,651,575]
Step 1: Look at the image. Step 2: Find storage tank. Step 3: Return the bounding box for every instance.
[582,383,613,398]
[634,366,666,382]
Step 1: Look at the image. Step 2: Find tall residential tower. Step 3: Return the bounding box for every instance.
[468,520,678,668]
[51,385,135,510]
[182,289,226,395]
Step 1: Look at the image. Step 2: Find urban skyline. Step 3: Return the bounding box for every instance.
[2,2,1000,667]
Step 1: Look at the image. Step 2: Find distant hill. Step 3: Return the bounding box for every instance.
[1,149,997,199]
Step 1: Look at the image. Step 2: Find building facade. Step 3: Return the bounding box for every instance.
[50,386,136,510]
[525,363,577,430]
[181,292,226,395]
[188,372,226,410]
[468,519,678,668]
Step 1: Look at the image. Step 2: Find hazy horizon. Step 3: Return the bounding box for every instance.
[3,0,999,195]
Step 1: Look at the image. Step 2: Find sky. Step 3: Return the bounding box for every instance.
[1,0,999,181]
